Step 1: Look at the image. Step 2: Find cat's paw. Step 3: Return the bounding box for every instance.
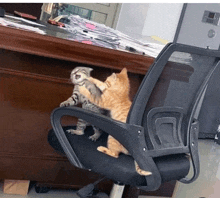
[67,129,84,135]
[137,169,152,176]
[60,101,70,107]
[89,135,97,141]
[89,134,100,141]
[89,130,102,141]
[88,77,94,82]
[135,161,152,176]
[99,85,106,92]
[97,146,119,158]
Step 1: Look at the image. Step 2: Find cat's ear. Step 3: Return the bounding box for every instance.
[85,67,93,76]
[112,73,117,80]
[87,67,93,73]
[120,68,127,74]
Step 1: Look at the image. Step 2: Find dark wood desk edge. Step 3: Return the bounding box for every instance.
[0,26,154,75]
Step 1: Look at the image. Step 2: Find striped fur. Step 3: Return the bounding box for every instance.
[79,68,152,176]
[60,66,107,141]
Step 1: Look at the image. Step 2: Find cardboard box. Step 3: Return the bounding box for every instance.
[3,180,30,196]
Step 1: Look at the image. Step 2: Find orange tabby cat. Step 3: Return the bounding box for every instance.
[79,68,151,176]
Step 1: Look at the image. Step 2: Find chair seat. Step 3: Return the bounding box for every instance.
[48,126,190,187]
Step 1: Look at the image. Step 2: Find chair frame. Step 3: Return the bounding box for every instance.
[50,43,220,192]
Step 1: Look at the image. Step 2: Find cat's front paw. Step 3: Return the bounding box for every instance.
[60,101,70,107]
[99,85,106,92]
[87,77,94,82]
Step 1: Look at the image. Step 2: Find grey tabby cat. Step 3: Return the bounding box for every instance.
[60,66,108,141]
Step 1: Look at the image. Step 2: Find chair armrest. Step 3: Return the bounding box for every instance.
[51,106,143,152]
[51,106,162,191]
[51,106,142,166]
[180,120,200,183]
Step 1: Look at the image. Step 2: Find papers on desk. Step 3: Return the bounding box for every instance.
[61,14,165,58]
[0,13,165,58]
[0,16,46,35]
[5,15,46,27]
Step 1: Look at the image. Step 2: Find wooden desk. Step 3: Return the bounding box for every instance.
[0,25,176,197]
[0,25,154,74]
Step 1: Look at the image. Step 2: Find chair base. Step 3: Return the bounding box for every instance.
[109,184,125,198]
[74,177,119,198]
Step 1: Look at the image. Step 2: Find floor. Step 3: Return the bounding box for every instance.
[0,182,79,198]
[0,139,220,198]
[174,139,220,198]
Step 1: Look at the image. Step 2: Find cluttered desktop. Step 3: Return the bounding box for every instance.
[0,6,164,59]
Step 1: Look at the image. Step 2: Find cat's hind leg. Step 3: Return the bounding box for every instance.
[67,119,87,135]
[134,161,152,176]
[97,136,122,158]
[89,126,102,141]
[97,146,120,158]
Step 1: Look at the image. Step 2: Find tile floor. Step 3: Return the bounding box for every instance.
[174,139,220,198]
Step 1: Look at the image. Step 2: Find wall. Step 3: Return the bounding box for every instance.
[142,3,183,42]
[116,3,150,39]
[116,3,183,42]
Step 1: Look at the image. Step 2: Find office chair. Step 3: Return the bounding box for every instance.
[48,43,220,197]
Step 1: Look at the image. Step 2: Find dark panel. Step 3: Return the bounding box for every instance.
[0,3,43,19]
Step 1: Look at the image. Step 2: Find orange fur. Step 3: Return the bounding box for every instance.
[79,68,151,176]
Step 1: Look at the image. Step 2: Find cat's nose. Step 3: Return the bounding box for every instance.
[75,74,81,80]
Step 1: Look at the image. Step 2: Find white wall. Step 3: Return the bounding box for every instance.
[142,3,183,41]
[116,3,149,39]
[116,3,183,42]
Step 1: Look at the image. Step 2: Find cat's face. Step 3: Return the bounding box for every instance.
[105,73,117,88]
[71,67,93,85]
[105,68,129,92]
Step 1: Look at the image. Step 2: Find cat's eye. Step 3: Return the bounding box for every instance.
[75,74,81,79]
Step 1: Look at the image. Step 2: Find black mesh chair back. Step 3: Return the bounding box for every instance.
[49,43,220,191]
